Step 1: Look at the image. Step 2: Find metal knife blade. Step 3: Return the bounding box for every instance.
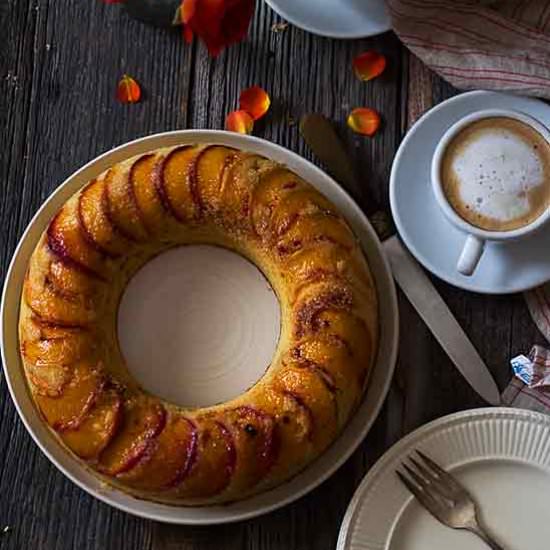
[383,236,500,405]
[300,113,501,405]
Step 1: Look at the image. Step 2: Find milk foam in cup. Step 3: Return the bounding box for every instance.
[431,109,550,276]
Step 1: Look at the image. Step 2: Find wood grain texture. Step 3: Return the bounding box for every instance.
[0,1,543,549]
[0,1,186,548]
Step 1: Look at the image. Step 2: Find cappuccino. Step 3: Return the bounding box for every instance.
[441,117,550,231]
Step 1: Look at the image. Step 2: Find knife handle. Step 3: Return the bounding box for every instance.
[300,114,394,240]
[369,210,394,241]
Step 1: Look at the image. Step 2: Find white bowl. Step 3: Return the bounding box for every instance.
[264,0,391,39]
[1,130,399,524]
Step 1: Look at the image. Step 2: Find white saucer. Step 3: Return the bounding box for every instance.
[1,130,398,524]
[264,0,390,39]
[390,90,550,294]
[337,407,550,550]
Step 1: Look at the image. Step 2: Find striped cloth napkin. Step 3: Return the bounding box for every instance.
[386,0,550,99]
[505,346,550,411]
[510,262,550,411]
[386,0,550,410]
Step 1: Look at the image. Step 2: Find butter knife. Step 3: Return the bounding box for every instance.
[300,114,501,406]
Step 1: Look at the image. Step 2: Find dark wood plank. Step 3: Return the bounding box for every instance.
[0,1,192,548]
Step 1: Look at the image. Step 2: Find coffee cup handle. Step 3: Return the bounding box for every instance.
[457,235,485,276]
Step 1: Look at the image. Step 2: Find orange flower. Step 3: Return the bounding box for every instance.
[225,110,254,134]
[182,0,255,56]
[117,74,142,103]
[353,51,387,81]
[239,86,270,120]
[347,108,381,136]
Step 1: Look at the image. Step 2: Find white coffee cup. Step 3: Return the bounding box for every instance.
[431,108,550,276]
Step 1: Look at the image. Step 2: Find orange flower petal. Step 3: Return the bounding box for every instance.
[225,110,254,134]
[239,86,270,121]
[353,51,386,81]
[116,74,141,104]
[183,24,194,43]
[181,0,196,23]
[347,108,381,136]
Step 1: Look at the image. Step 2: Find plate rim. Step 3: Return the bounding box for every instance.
[390,90,550,295]
[263,0,391,39]
[1,129,399,525]
[336,406,550,550]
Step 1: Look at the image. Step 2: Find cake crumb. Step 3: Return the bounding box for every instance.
[271,21,288,33]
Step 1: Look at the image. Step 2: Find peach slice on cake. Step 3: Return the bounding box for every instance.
[24,243,99,327]
[62,388,123,459]
[275,365,338,449]
[78,178,133,257]
[187,145,238,215]
[219,154,275,226]
[269,188,337,239]
[293,281,353,337]
[282,242,371,302]
[47,257,101,298]
[26,364,72,398]
[47,202,108,278]
[21,326,93,367]
[103,164,150,242]
[249,167,304,237]
[275,215,356,257]
[219,406,278,492]
[314,309,373,379]
[289,336,363,423]
[173,415,236,499]
[24,275,96,328]
[257,386,316,479]
[34,360,104,431]
[118,414,197,491]
[156,146,199,222]
[21,326,94,397]
[97,397,166,476]
[131,154,179,237]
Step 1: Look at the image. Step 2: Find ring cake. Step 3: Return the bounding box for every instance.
[18,144,378,504]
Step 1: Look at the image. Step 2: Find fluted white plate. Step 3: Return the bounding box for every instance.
[337,408,550,550]
[1,130,398,524]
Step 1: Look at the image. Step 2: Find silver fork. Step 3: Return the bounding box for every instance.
[397,451,504,550]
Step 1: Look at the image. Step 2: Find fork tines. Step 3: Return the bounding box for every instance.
[396,451,504,549]
[396,450,472,524]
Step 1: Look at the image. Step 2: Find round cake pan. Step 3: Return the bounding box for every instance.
[1,130,399,524]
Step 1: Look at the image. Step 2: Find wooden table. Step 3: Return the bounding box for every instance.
[0,2,546,549]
